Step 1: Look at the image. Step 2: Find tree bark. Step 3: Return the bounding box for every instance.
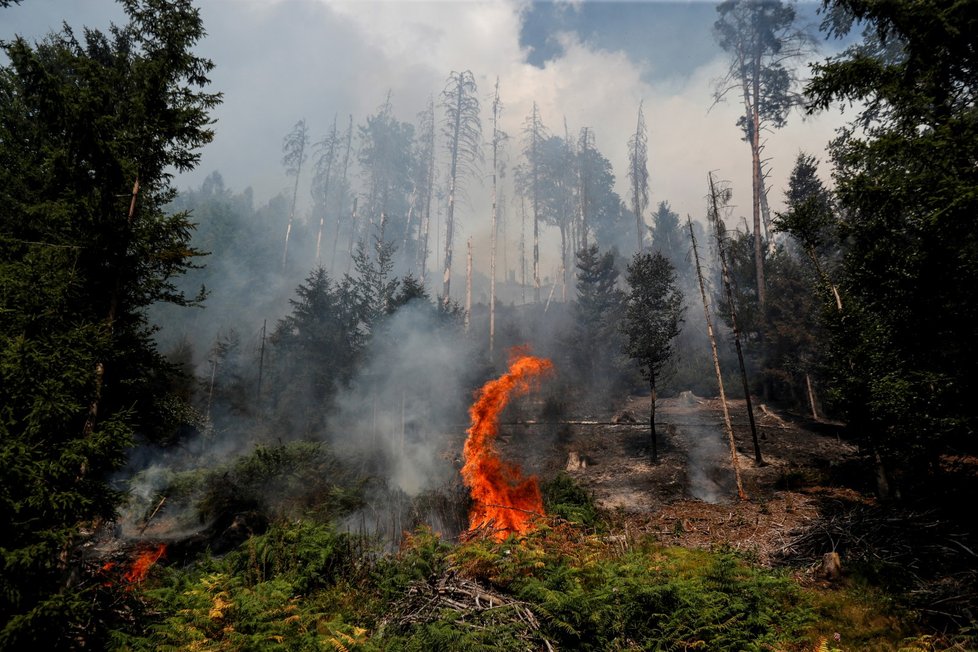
[442,77,467,304]
[331,115,353,275]
[709,173,763,465]
[81,177,140,442]
[649,378,658,464]
[689,216,746,500]
[465,238,472,332]
[805,372,819,421]
[316,117,338,265]
[489,80,500,359]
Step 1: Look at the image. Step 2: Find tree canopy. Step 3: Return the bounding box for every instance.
[805,0,978,493]
[0,0,219,644]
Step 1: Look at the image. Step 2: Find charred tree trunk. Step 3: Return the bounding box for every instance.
[709,173,763,465]
[689,215,746,500]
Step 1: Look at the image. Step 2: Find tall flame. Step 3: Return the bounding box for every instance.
[462,351,553,540]
[122,544,167,584]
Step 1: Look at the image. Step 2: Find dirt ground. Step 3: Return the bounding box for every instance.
[498,392,865,566]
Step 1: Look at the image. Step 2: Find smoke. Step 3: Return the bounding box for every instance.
[329,299,478,496]
[677,392,734,504]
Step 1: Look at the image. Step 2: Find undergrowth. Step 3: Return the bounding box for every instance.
[109,471,971,651]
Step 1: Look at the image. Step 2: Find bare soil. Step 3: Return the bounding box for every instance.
[499,393,865,566]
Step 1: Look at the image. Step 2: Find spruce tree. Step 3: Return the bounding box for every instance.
[0,0,219,644]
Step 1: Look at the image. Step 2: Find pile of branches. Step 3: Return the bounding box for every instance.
[379,568,554,651]
[777,501,978,628]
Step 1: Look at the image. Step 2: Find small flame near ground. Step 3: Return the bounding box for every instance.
[462,351,553,541]
[121,544,167,584]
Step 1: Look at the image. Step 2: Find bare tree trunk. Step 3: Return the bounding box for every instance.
[533,199,541,303]
[559,223,568,303]
[489,79,501,359]
[443,178,456,302]
[316,117,338,265]
[759,164,773,246]
[745,50,767,312]
[402,196,416,259]
[284,138,305,271]
[465,238,472,332]
[331,115,353,275]
[805,372,819,421]
[709,173,763,466]
[520,195,527,305]
[649,378,658,464]
[206,357,217,422]
[808,249,843,312]
[256,319,266,405]
[346,197,358,275]
[689,215,746,500]
[579,127,589,253]
[82,177,140,442]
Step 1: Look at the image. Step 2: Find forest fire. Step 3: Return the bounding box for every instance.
[121,544,167,584]
[461,351,553,541]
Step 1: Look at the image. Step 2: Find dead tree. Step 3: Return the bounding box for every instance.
[330,115,353,274]
[281,118,309,270]
[708,172,763,465]
[627,101,649,253]
[440,70,482,304]
[578,127,593,253]
[313,116,339,265]
[488,78,507,358]
[689,215,746,500]
[465,238,473,332]
[521,102,546,302]
[416,97,436,283]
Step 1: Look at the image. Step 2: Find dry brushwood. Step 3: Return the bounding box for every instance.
[776,502,978,627]
[379,568,554,651]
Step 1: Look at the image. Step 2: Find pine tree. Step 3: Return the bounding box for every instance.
[713,0,814,311]
[622,252,685,464]
[573,245,627,404]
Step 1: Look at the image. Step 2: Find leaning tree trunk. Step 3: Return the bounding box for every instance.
[709,172,762,465]
[689,215,746,500]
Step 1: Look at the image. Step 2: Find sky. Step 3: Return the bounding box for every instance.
[2,0,854,279]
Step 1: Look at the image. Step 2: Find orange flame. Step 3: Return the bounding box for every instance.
[122,544,166,583]
[461,351,553,540]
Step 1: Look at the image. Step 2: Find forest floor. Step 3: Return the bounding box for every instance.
[494,393,978,637]
[498,393,861,566]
